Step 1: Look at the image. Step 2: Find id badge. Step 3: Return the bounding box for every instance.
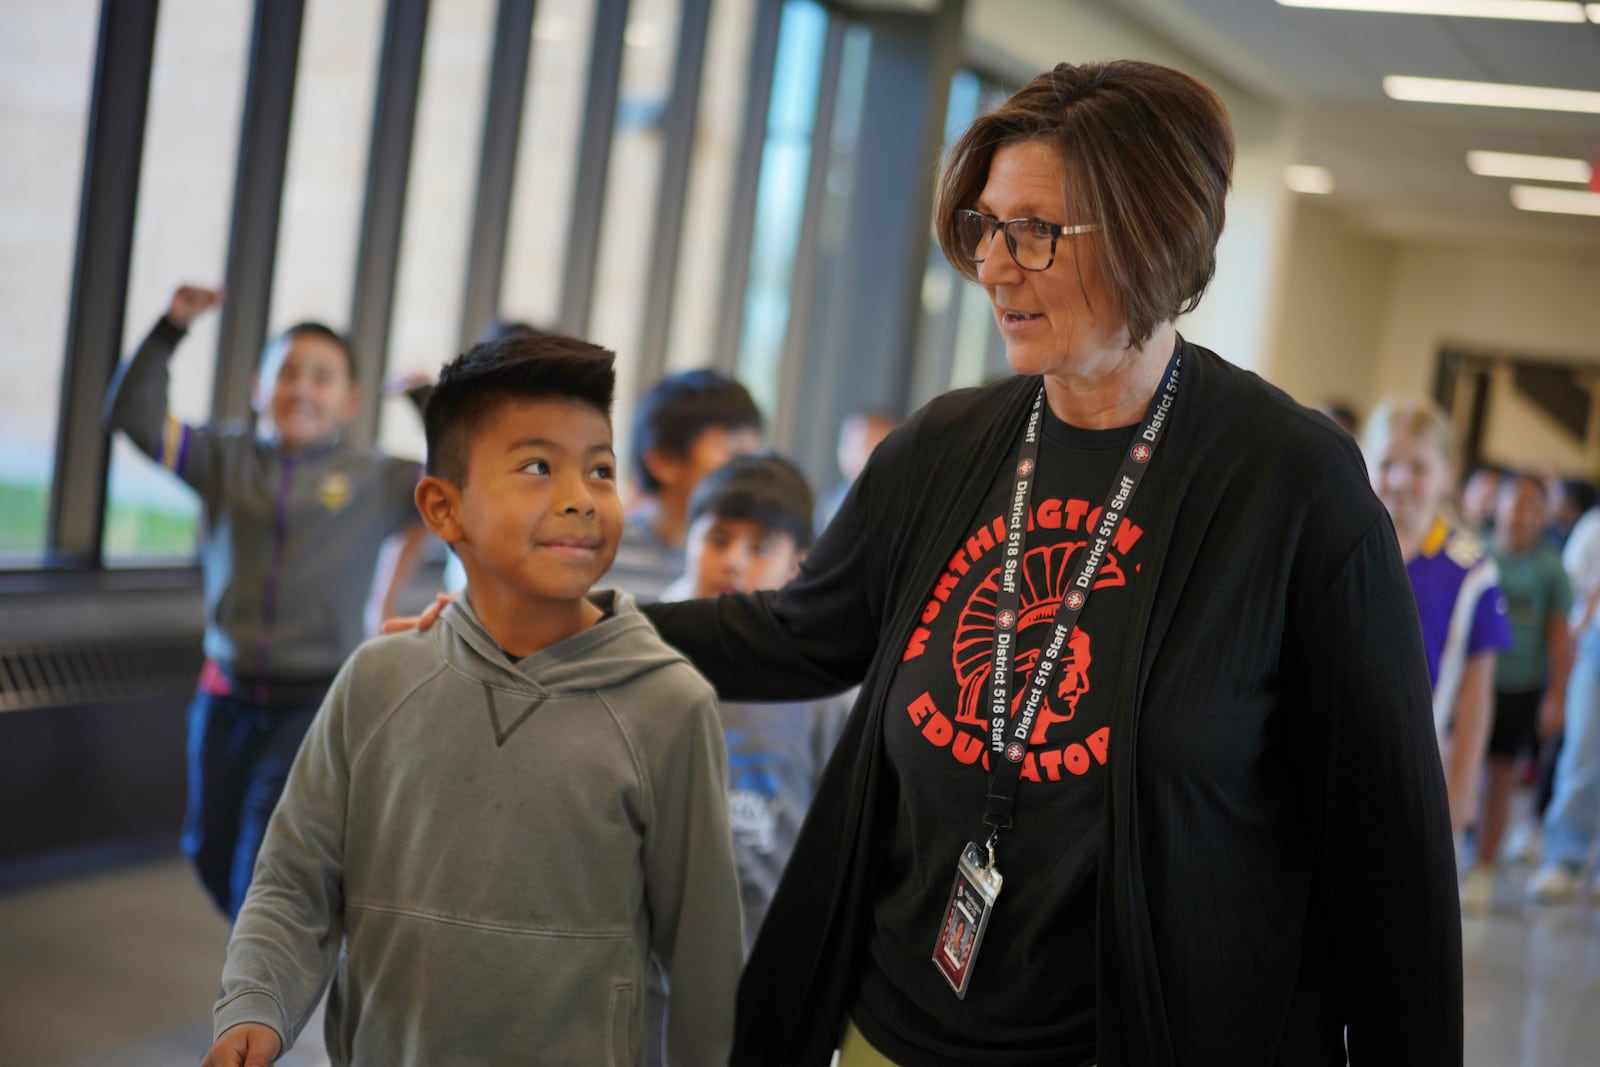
[931,841,1002,998]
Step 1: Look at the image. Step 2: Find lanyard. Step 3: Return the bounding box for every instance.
[981,346,1182,846]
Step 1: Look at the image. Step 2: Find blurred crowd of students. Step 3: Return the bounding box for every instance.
[1353,397,1600,913]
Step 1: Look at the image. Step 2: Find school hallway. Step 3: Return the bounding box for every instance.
[0,852,1595,1067]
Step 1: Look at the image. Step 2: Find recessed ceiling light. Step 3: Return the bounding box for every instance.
[1384,76,1600,114]
[1510,185,1600,216]
[1467,150,1593,183]
[1284,164,1335,194]
[1589,2,1600,20]
[1277,0,1586,21]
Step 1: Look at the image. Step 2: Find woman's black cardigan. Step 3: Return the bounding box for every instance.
[645,339,1462,1066]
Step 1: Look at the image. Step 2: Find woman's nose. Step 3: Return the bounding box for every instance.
[975,241,1020,287]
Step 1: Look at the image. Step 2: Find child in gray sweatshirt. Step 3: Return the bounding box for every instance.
[105,286,424,917]
[202,335,741,1067]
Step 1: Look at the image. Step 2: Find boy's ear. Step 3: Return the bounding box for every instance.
[414,475,466,544]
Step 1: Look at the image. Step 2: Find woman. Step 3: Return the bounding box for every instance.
[646,60,1459,1066]
[646,59,1460,1065]
[1362,399,1510,880]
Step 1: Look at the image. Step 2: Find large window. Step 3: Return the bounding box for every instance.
[501,0,599,331]
[0,0,99,566]
[733,0,830,416]
[378,0,497,461]
[103,0,252,566]
[588,0,685,438]
[665,0,757,375]
[270,0,385,336]
[913,69,1010,407]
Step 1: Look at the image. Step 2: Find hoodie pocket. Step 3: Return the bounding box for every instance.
[608,981,637,1067]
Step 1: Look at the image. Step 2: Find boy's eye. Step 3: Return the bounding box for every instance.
[520,459,550,475]
[590,463,615,480]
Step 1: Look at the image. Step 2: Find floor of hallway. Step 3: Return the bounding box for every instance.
[0,851,1596,1066]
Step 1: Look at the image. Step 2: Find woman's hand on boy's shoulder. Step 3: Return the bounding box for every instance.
[167,285,222,329]
[381,591,456,634]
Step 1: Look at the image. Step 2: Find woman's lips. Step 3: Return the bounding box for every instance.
[1001,310,1044,329]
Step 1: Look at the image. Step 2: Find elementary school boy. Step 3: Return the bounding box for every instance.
[670,453,851,942]
[104,285,424,918]
[612,369,763,601]
[201,335,742,1067]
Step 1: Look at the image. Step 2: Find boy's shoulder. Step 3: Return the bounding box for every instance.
[591,598,719,719]
[335,629,452,711]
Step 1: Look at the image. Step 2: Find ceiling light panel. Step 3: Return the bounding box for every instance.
[1510,185,1600,215]
[1285,164,1336,194]
[1277,0,1587,19]
[1384,76,1600,114]
[1467,151,1593,183]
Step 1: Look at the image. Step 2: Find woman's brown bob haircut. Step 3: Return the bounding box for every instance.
[935,60,1235,347]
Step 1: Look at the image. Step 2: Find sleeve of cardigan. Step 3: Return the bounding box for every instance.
[642,434,900,702]
[1282,514,1463,1065]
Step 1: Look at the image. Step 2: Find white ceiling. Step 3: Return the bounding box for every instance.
[1106,0,1600,251]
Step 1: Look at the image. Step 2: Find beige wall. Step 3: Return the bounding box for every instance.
[1373,244,1600,399]
[1269,200,1600,475]
[1262,199,1392,418]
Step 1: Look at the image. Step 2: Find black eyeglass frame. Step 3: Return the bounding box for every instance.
[953,209,1099,272]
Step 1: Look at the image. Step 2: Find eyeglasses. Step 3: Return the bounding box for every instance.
[953,209,1098,272]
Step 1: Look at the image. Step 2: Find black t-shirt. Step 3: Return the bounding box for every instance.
[851,408,1154,1067]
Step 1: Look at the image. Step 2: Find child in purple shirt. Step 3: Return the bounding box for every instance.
[1365,398,1511,851]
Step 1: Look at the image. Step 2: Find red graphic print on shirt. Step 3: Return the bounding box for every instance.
[899,497,1144,784]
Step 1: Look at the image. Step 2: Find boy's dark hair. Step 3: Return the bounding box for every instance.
[688,453,815,551]
[1560,477,1596,517]
[424,333,615,485]
[1497,470,1547,501]
[273,322,358,381]
[631,370,763,493]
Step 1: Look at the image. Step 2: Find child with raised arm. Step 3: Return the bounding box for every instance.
[104,286,424,917]
[201,334,741,1067]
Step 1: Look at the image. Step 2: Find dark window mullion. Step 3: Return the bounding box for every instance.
[710,0,784,376]
[797,0,965,481]
[632,0,712,389]
[557,0,629,338]
[211,0,307,425]
[348,0,431,444]
[771,15,845,451]
[47,0,160,569]
[459,0,537,351]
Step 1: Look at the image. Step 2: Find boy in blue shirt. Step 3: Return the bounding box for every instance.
[104,285,424,917]
[202,333,741,1066]
[670,453,850,938]
[642,454,848,1067]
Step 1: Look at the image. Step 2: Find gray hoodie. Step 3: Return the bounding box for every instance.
[213,593,742,1065]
